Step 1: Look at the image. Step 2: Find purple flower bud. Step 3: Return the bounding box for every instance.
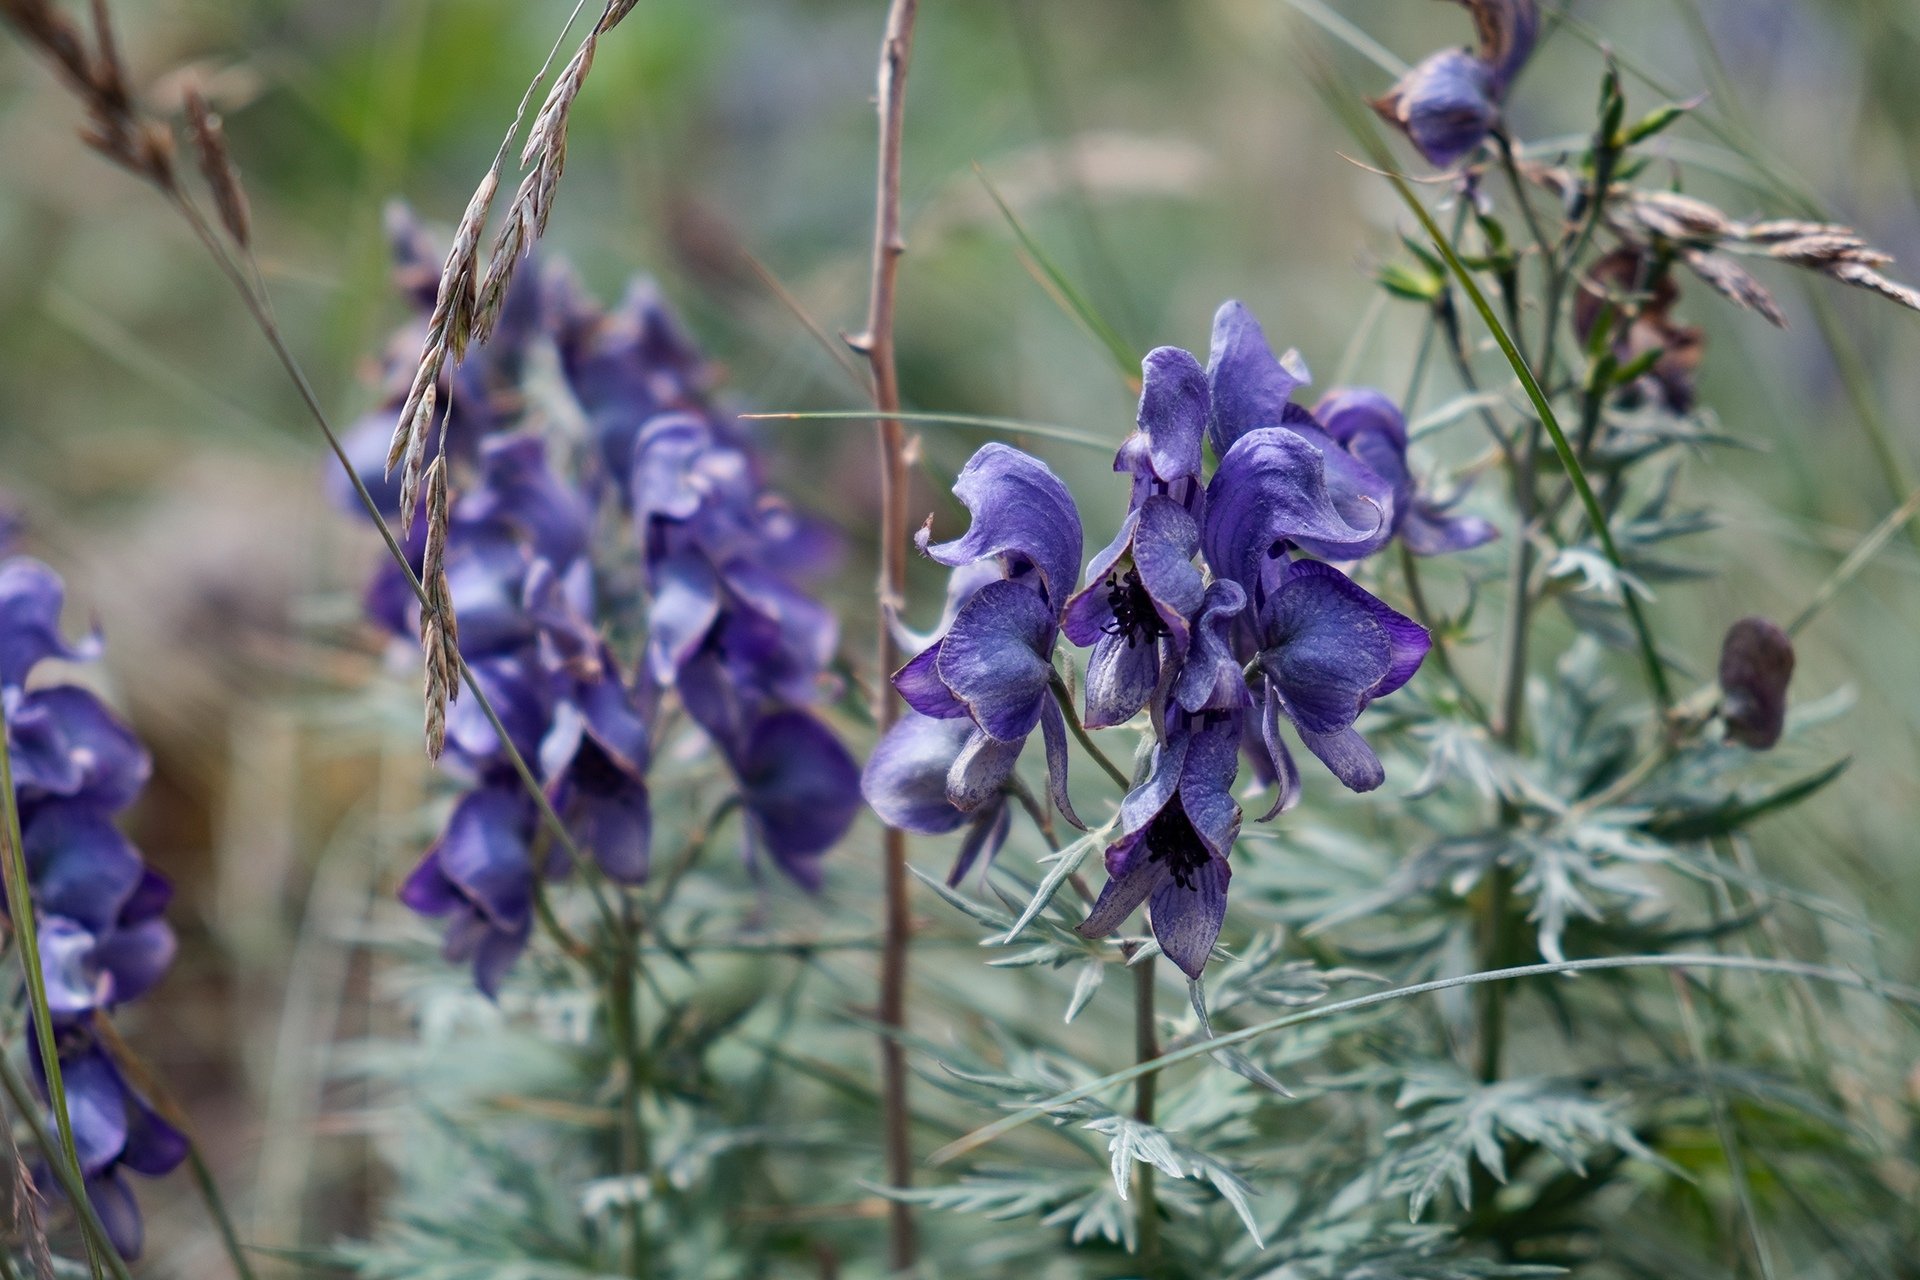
[1372,49,1499,170]
[1076,709,1243,979]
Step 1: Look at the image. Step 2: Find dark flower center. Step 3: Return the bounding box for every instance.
[1144,801,1211,891]
[1100,568,1168,648]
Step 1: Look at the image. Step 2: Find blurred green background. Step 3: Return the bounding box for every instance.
[2,0,1918,1272]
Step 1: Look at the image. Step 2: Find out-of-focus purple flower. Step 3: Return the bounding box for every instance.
[1075,709,1243,980]
[1313,388,1498,557]
[0,556,101,691]
[36,1031,189,1259]
[731,709,862,890]
[26,803,175,1017]
[1372,0,1539,168]
[1252,559,1430,807]
[6,685,151,812]
[400,784,540,998]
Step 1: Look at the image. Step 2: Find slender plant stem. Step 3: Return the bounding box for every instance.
[1132,957,1161,1269]
[856,1,922,1268]
[0,699,103,1280]
[1397,546,1486,726]
[1049,676,1133,791]
[606,915,650,1278]
[0,1051,132,1280]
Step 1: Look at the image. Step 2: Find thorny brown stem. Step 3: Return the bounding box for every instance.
[853,0,922,1269]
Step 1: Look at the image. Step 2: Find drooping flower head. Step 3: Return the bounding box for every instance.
[1372,0,1540,168]
[1312,387,1498,557]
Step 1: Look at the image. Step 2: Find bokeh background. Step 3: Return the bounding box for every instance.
[2,0,1918,1272]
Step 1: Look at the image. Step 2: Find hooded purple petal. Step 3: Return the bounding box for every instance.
[1206,301,1313,457]
[946,727,1025,813]
[0,557,101,690]
[1117,346,1209,503]
[918,444,1083,611]
[6,686,150,811]
[863,712,974,835]
[935,580,1058,742]
[1148,854,1230,981]
[1203,428,1391,603]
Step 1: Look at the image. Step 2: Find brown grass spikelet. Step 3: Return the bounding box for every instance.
[183,84,251,248]
[1680,248,1788,328]
[419,454,461,760]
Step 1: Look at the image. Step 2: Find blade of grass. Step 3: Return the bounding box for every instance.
[0,702,104,1280]
[1307,62,1675,710]
[0,1053,132,1280]
[974,164,1140,385]
[739,409,1114,452]
[927,950,1920,1166]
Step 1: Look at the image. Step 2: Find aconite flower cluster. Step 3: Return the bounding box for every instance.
[335,209,861,995]
[1,538,184,1258]
[865,301,1495,979]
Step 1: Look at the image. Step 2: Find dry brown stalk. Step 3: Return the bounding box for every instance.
[855,0,922,1270]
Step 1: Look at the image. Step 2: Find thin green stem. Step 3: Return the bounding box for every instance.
[1049,675,1132,791]
[0,1052,132,1280]
[186,1144,259,1280]
[1397,545,1488,726]
[1132,957,1160,1269]
[1391,174,1675,711]
[0,698,103,1280]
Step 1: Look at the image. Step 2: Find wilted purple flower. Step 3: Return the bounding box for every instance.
[1312,388,1498,556]
[1719,616,1794,750]
[1075,708,1243,980]
[1372,0,1539,168]
[35,1030,189,1259]
[1251,559,1430,807]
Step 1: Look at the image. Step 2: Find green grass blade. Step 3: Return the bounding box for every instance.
[1304,59,1675,710]
[740,410,1117,453]
[974,165,1141,385]
[0,703,108,1279]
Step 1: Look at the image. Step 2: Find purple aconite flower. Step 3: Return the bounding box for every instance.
[2,549,179,1258]
[35,1030,189,1259]
[400,784,541,998]
[1252,559,1430,806]
[1062,497,1205,729]
[1075,708,1243,980]
[1312,388,1497,557]
[1372,0,1539,168]
[890,444,1085,831]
